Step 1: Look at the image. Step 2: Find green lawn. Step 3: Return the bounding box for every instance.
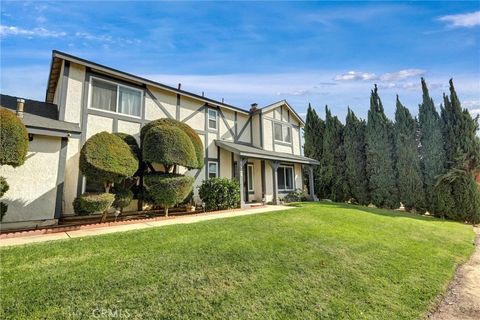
[0,202,475,319]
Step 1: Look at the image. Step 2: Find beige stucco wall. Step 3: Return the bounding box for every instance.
[236,113,251,143]
[118,120,141,141]
[63,138,81,215]
[86,114,113,138]
[181,96,204,131]
[262,105,302,156]
[219,149,232,179]
[145,85,176,121]
[0,135,61,226]
[251,114,261,148]
[219,108,235,141]
[64,63,85,124]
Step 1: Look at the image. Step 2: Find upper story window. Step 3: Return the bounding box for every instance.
[90,77,142,117]
[274,123,292,143]
[208,108,218,130]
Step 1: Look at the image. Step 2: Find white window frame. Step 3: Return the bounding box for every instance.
[88,76,143,119]
[277,165,294,192]
[208,108,218,130]
[247,164,254,192]
[208,161,218,179]
[273,122,292,144]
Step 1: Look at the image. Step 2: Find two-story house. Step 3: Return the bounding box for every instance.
[0,50,319,230]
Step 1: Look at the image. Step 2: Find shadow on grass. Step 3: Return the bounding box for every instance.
[293,201,466,225]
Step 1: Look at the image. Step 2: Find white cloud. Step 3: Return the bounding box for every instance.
[0,25,66,37]
[438,11,480,28]
[463,99,480,109]
[469,108,480,118]
[334,71,378,81]
[380,69,425,81]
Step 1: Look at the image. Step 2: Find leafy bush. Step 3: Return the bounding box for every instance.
[142,125,197,169]
[144,173,194,215]
[0,176,9,198]
[141,118,203,169]
[198,178,240,211]
[73,193,115,216]
[113,132,140,158]
[284,189,308,203]
[113,188,134,210]
[80,131,138,187]
[0,108,28,167]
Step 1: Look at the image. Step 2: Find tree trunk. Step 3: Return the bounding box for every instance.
[165,207,169,217]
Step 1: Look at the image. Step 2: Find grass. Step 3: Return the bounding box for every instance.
[0,202,475,319]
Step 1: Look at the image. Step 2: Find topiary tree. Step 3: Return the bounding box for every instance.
[144,173,194,216]
[0,108,29,220]
[141,118,204,169]
[113,132,140,159]
[112,187,134,214]
[73,193,115,216]
[79,131,138,221]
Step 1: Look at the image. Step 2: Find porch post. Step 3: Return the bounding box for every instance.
[238,157,247,208]
[269,160,280,205]
[308,165,318,201]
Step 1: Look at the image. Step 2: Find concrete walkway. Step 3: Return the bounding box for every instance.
[0,205,294,247]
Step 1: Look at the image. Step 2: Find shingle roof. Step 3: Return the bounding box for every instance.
[0,94,81,136]
[215,140,319,165]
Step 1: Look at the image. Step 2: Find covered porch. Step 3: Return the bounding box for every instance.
[215,140,319,207]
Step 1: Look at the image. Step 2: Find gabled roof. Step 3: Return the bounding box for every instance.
[1,94,81,137]
[216,140,319,165]
[256,100,305,126]
[47,50,250,115]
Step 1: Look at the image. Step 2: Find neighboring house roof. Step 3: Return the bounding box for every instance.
[0,94,81,137]
[46,50,251,115]
[255,100,305,126]
[215,140,319,165]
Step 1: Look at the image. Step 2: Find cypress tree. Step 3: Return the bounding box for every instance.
[418,78,453,216]
[304,104,325,198]
[394,96,425,212]
[321,106,348,201]
[439,79,480,223]
[366,85,398,209]
[344,108,369,205]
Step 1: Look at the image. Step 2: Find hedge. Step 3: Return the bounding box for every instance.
[113,187,134,210]
[142,125,197,169]
[0,108,28,167]
[72,193,115,216]
[144,173,194,215]
[141,118,203,169]
[198,178,240,211]
[80,132,138,185]
[113,132,140,158]
[0,176,9,198]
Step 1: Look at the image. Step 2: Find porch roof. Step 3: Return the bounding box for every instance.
[215,140,320,165]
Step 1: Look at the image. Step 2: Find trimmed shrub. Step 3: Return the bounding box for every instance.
[284,189,308,203]
[142,125,197,169]
[198,178,240,211]
[80,132,138,187]
[141,118,203,169]
[113,132,140,158]
[0,176,9,198]
[113,188,134,211]
[144,173,194,215]
[0,108,28,167]
[73,193,115,216]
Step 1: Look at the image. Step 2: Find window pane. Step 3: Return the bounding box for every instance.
[284,126,291,143]
[91,79,116,112]
[208,119,217,129]
[208,162,217,178]
[119,86,141,116]
[285,167,293,189]
[277,167,285,190]
[274,123,282,141]
[248,165,254,191]
[208,109,217,119]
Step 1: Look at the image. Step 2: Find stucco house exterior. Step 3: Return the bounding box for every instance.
[0,50,319,230]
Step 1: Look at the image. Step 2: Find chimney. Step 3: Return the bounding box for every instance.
[250,103,258,113]
[177,83,182,90]
[16,98,25,119]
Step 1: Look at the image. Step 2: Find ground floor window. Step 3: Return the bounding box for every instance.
[277,165,294,191]
[208,161,218,179]
[247,164,254,192]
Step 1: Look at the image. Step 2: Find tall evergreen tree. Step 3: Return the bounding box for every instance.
[418,78,453,216]
[394,96,425,211]
[365,85,398,209]
[321,106,348,201]
[439,79,480,223]
[344,108,369,205]
[304,104,325,198]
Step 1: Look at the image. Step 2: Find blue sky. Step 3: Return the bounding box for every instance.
[1,1,479,121]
